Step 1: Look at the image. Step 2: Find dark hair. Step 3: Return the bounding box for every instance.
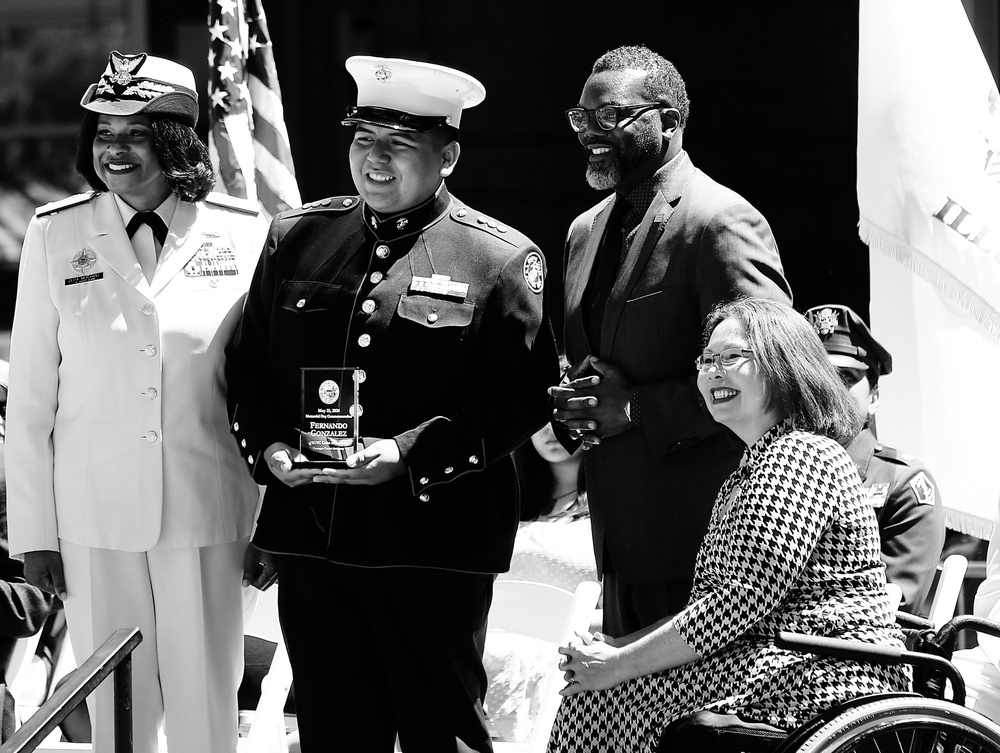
[592,45,690,129]
[76,112,214,202]
[513,439,587,522]
[703,298,864,445]
[431,124,461,146]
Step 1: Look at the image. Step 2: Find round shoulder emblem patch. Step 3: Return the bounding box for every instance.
[522,251,544,294]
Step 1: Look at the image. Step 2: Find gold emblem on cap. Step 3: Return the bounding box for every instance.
[109,51,145,86]
[374,64,392,82]
[811,307,839,337]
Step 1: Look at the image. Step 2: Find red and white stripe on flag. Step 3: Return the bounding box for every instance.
[859,0,1000,537]
[208,0,301,222]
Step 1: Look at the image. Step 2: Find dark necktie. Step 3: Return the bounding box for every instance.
[126,211,168,247]
[583,197,630,353]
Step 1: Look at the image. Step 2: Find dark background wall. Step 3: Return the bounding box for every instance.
[5,1,992,339]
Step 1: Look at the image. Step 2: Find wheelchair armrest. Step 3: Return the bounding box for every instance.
[895,611,935,631]
[775,631,967,705]
[775,632,905,662]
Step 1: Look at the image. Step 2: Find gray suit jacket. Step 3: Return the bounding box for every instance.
[563,150,792,582]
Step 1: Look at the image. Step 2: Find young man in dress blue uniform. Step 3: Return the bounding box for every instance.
[806,304,945,614]
[226,56,560,752]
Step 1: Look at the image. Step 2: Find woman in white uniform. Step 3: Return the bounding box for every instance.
[5,51,270,753]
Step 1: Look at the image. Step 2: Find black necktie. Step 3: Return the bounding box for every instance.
[582,197,630,353]
[126,211,168,247]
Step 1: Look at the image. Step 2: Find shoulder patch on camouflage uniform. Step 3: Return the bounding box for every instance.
[908,471,936,506]
[35,191,98,218]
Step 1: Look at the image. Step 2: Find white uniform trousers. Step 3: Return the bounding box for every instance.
[60,538,247,753]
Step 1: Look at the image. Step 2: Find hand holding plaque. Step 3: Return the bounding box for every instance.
[291,367,362,469]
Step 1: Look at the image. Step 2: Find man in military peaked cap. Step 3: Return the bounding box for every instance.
[806,304,945,614]
[226,56,560,752]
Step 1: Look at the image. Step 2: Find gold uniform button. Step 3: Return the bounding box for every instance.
[456,209,467,218]
[144,431,159,443]
[141,304,155,316]
[427,312,438,324]
[241,439,247,448]
[143,345,157,357]
[419,493,430,503]
[370,271,384,284]
[361,299,377,315]
[375,245,390,259]
[296,299,306,308]
[419,476,430,485]
[233,422,239,431]
[358,333,372,347]
[248,455,254,464]
[356,370,367,384]
[469,455,479,465]
[444,466,454,474]
[144,388,158,400]
[342,198,353,207]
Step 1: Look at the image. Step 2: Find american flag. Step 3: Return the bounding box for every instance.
[208,0,301,221]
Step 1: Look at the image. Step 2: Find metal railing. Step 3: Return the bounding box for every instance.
[1,627,142,753]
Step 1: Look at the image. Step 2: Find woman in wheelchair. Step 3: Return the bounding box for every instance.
[547,299,910,752]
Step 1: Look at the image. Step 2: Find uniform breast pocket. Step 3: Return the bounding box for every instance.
[278,280,342,314]
[274,280,344,358]
[395,295,474,339]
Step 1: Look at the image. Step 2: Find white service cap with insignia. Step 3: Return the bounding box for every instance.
[80,51,199,127]
[342,56,486,132]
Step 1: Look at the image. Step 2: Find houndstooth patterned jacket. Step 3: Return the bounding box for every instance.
[548,419,909,753]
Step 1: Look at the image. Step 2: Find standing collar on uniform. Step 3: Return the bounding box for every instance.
[845,426,878,480]
[361,184,452,241]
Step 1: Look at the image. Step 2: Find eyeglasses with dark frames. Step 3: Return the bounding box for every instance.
[694,348,755,373]
[565,102,666,133]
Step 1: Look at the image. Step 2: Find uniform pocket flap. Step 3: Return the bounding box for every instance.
[278,280,341,313]
[396,295,474,328]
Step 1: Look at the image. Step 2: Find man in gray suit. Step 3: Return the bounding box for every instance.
[551,45,792,636]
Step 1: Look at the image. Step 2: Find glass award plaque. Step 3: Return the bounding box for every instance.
[291,367,362,469]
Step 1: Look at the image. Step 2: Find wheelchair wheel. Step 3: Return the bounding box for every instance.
[789,696,1000,753]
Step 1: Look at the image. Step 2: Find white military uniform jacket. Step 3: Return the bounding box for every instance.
[6,190,264,555]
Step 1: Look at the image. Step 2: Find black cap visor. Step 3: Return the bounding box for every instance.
[342,106,450,133]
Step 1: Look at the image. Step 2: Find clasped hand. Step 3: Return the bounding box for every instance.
[265,438,405,487]
[549,356,633,448]
[557,630,625,696]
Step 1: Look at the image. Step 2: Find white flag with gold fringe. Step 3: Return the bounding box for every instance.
[859,0,1000,538]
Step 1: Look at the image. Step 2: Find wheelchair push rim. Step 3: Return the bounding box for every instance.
[785,696,1000,753]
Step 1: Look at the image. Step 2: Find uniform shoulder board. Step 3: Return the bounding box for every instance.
[449,206,527,246]
[874,444,918,466]
[287,196,361,215]
[35,191,98,218]
[204,192,260,216]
